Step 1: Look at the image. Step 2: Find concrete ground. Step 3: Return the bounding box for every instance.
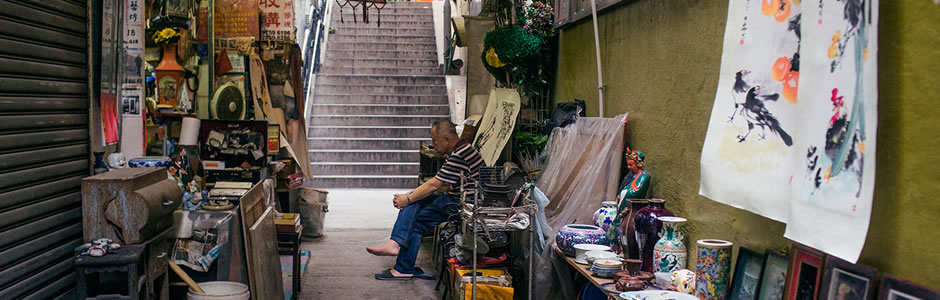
[298,189,443,299]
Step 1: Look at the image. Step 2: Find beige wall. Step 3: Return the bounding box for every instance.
[553,0,940,288]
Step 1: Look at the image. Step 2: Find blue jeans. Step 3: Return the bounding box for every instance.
[390,193,455,274]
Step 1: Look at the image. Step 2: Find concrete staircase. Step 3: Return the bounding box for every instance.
[308,2,447,188]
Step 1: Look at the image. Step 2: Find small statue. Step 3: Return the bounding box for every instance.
[608,148,651,254]
[671,269,696,294]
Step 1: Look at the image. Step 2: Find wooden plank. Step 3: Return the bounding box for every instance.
[247,207,284,300]
[554,246,619,297]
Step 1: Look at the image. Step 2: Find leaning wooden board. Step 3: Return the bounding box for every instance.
[240,182,284,300]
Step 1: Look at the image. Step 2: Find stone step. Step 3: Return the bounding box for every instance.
[328,34,434,44]
[330,26,435,36]
[324,57,438,68]
[317,74,445,85]
[310,162,419,176]
[328,41,436,51]
[307,125,432,138]
[307,137,428,150]
[308,175,419,189]
[311,93,448,104]
[333,20,435,29]
[310,114,448,126]
[333,12,433,21]
[314,83,446,94]
[320,65,441,75]
[326,49,437,60]
[308,149,420,162]
[309,104,449,115]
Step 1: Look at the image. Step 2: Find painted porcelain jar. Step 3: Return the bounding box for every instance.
[556,224,608,257]
[653,216,687,273]
[634,198,673,272]
[593,201,618,234]
[695,239,733,300]
[128,156,172,168]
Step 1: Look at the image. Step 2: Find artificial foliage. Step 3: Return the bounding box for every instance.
[152,28,180,44]
[481,25,544,94]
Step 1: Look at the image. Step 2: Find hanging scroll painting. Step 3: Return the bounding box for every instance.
[785,0,878,263]
[700,0,803,223]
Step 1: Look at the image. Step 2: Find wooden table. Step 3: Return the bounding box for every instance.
[554,246,625,299]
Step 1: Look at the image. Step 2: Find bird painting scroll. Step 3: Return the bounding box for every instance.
[702,0,878,263]
[785,0,877,264]
[700,0,804,223]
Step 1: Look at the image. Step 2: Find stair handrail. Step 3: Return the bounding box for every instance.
[302,0,332,123]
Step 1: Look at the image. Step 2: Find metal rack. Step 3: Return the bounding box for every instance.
[459,175,536,300]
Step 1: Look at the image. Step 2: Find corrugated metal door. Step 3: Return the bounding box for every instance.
[0,0,89,299]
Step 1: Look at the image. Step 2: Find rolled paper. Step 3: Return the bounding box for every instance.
[178,116,201,146]
[695,239,733,300]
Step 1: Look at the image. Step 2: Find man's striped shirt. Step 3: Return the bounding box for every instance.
[435,139,484,198]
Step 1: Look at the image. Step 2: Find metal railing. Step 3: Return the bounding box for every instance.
[301,0,331,101]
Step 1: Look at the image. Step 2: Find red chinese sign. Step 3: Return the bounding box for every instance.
[215,0,259,39]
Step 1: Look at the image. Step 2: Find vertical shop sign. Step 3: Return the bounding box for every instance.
[215,0,260,39]
[124,0,144,48]
[260,0,295,41]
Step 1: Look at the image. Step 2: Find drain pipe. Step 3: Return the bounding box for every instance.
[588,0,605,117]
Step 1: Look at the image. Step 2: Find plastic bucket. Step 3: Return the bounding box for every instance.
[187,281,249,300]
[299,188,329,238]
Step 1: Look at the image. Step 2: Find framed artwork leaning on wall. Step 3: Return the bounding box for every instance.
[818,256,877,300]
[877,274,940,300]
[731,247,766,300]
[757,250,789,300]
[785,243,826,300]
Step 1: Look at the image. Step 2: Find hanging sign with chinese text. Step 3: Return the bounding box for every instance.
[215,0,260,39]
[260,0,295,41]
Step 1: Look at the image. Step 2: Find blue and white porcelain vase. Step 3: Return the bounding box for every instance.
[653,216,687,273]
[128,156,172,168]
[593,201,617,234]
[556,224,608,257]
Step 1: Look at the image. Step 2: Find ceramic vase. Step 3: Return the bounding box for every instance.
[695,239,733,300]
[128,156,172,168]
[593,201,617,234]
[155,42,184,109]
[93,152,109,174]
[555,224,608,257]
[653,216,687,273]
[622,199,648,259]
[633,198,673,272]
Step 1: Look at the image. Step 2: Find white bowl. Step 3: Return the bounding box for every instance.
[574,244,611,264]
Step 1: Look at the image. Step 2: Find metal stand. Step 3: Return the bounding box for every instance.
[460,176,536,300]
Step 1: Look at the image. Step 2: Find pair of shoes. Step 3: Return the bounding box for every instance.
[375,269,413,281]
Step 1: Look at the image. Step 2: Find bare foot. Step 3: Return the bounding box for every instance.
[366,240,400,256]
[389,269,413,278]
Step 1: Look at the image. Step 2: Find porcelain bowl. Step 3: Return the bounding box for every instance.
[556,224,609,257]
[574,244,611,264]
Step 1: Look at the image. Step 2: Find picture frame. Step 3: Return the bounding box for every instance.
[731,247,766,300]
[757,250,789,300]
[818,256,877,300]
[877,274,940,300]
[785,243,826,300]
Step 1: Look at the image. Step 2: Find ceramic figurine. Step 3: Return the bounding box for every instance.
[556,224,608,257]
[634,198,673,272]
[653,216,687,273]
[695,239,733,300]
[610,148,650,255]
[671,269,696,294]
[107,152,126,169]
[593,201,617,234]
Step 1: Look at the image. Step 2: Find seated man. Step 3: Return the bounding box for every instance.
[367,119,484,280]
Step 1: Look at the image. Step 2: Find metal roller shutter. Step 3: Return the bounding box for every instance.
[0,0,89,298]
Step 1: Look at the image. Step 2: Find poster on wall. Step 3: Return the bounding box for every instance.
[473,88,521,166]
[215,0,259,39]
[700,0,803,223]
[260,0,295,41]
[785,0,878,263]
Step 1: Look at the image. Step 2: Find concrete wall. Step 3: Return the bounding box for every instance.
[553,0,940,288]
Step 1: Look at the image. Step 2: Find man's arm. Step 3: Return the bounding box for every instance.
[393,177,444,209]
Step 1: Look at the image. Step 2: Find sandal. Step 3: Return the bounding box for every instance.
[374,269,414,281]
[414,267,436,280]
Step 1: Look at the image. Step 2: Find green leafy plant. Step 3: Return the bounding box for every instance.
[481,26,544,95]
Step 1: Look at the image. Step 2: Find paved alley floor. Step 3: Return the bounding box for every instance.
[298,189,443,299]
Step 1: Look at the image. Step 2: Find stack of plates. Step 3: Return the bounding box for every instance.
[590,259,622,278]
